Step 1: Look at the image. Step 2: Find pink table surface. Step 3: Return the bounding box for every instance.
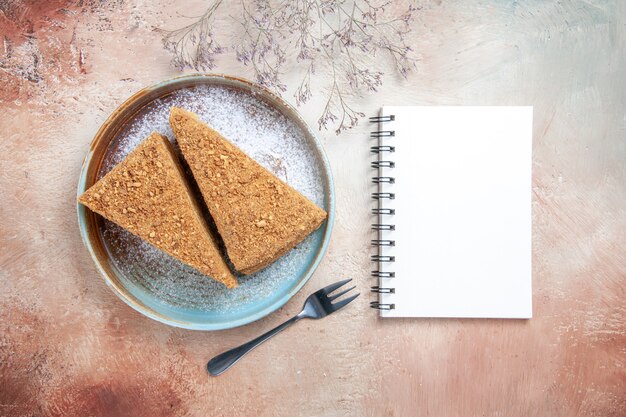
[1,1,624,416]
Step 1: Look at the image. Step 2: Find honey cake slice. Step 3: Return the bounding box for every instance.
[79,132,237,288]
[169,107,327,275]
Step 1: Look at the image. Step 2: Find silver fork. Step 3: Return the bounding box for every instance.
[207,279,359,376]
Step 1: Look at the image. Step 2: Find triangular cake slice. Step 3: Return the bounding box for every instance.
[169,107,327,275]
[79,132,237,288]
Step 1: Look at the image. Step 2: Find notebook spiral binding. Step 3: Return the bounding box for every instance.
[370,114,396,311]
[370,301,395,310]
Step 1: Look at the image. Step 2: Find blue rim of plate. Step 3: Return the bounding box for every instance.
[76,74,335,330]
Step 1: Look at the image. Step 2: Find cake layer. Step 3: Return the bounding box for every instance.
[79,132,237,288]
[169,107,327,275]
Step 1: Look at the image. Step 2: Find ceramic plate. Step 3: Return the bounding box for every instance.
[77,75,334,330]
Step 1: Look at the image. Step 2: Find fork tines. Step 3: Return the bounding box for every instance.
[319,279,359,311]
[320,278,352,295]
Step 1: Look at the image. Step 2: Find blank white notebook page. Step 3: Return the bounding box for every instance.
[377,106,532,318]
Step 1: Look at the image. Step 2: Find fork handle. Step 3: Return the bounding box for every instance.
[207,313,304,376]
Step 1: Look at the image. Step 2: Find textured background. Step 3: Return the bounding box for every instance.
[1,1,624,416]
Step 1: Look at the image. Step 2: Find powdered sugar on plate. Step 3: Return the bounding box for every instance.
[96,84,329,322]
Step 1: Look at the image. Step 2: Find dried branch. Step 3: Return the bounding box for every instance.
[160,0,418,134]
[158,0,225,71]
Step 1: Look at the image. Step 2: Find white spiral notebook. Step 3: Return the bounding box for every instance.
[370,106,533,318]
